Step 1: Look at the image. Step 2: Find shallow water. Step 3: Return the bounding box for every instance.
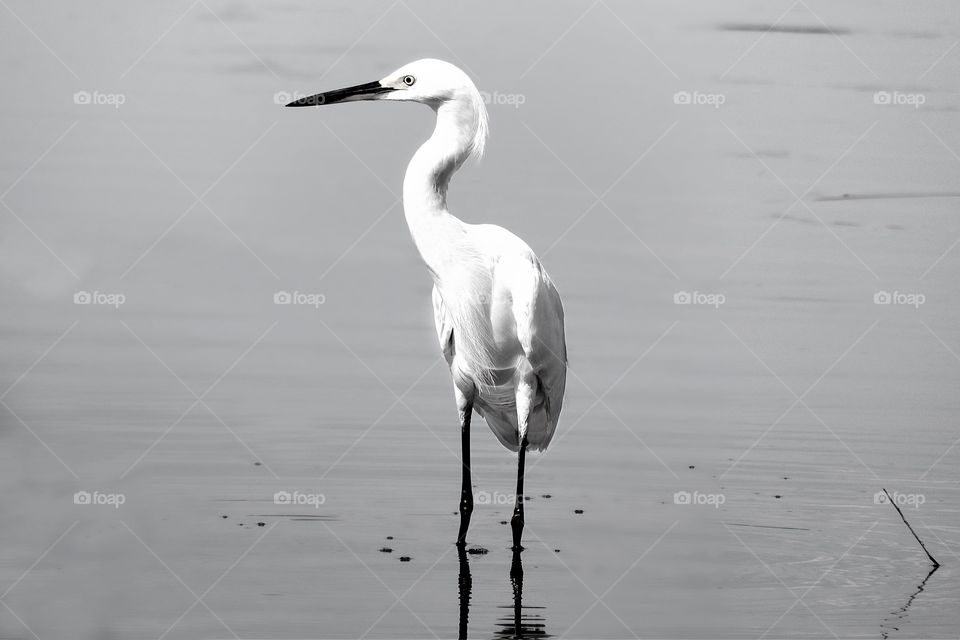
[1,1,959,638]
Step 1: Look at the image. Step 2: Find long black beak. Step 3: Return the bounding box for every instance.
[285,80,390,107]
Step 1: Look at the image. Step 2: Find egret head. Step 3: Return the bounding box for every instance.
[287,58,488,159]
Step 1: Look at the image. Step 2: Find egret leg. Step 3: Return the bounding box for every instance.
[511,436,528,550]
[456,391,474,546]
[512,365,536,551]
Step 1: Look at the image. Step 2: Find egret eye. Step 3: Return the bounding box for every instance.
[402,75,416,86]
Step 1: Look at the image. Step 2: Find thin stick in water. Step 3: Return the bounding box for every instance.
[882,488,940,569]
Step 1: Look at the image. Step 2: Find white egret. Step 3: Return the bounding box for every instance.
[287,59,567,549]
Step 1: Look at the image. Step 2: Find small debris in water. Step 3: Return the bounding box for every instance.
[574,509,584,514]
[541,494,552,499]
[399,556,412,562]
[689,465,695,469]
[467,547,488,555]
[499,520,508,525]
[237,523,243,526]
[386,536,394,540]
[774,495,782,499]
[554,549,561,553]
[257,522,266,527]
[221,515,228,519]
[379,547,393,553]
[524,496,531,501]
[725,522,810,531]
[783,477,789,480]
[253,462,261,466]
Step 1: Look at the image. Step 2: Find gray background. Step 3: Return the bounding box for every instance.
[1,1,958,638]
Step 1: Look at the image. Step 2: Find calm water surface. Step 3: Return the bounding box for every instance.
[1,1,959,638]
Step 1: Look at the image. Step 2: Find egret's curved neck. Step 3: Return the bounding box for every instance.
[402,98,479,274]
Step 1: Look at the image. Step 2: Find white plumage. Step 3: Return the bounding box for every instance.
[288,58,567,547]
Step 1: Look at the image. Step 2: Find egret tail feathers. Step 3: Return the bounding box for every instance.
[474,397,556,453]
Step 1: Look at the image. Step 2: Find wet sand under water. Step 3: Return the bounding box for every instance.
[1,1,960,638]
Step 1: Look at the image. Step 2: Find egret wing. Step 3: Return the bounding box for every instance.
[529,273,567,444]
[431,285,455,365]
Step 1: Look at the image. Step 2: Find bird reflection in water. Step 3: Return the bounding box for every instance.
[457,546,549,639]
[458,545,472,640]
